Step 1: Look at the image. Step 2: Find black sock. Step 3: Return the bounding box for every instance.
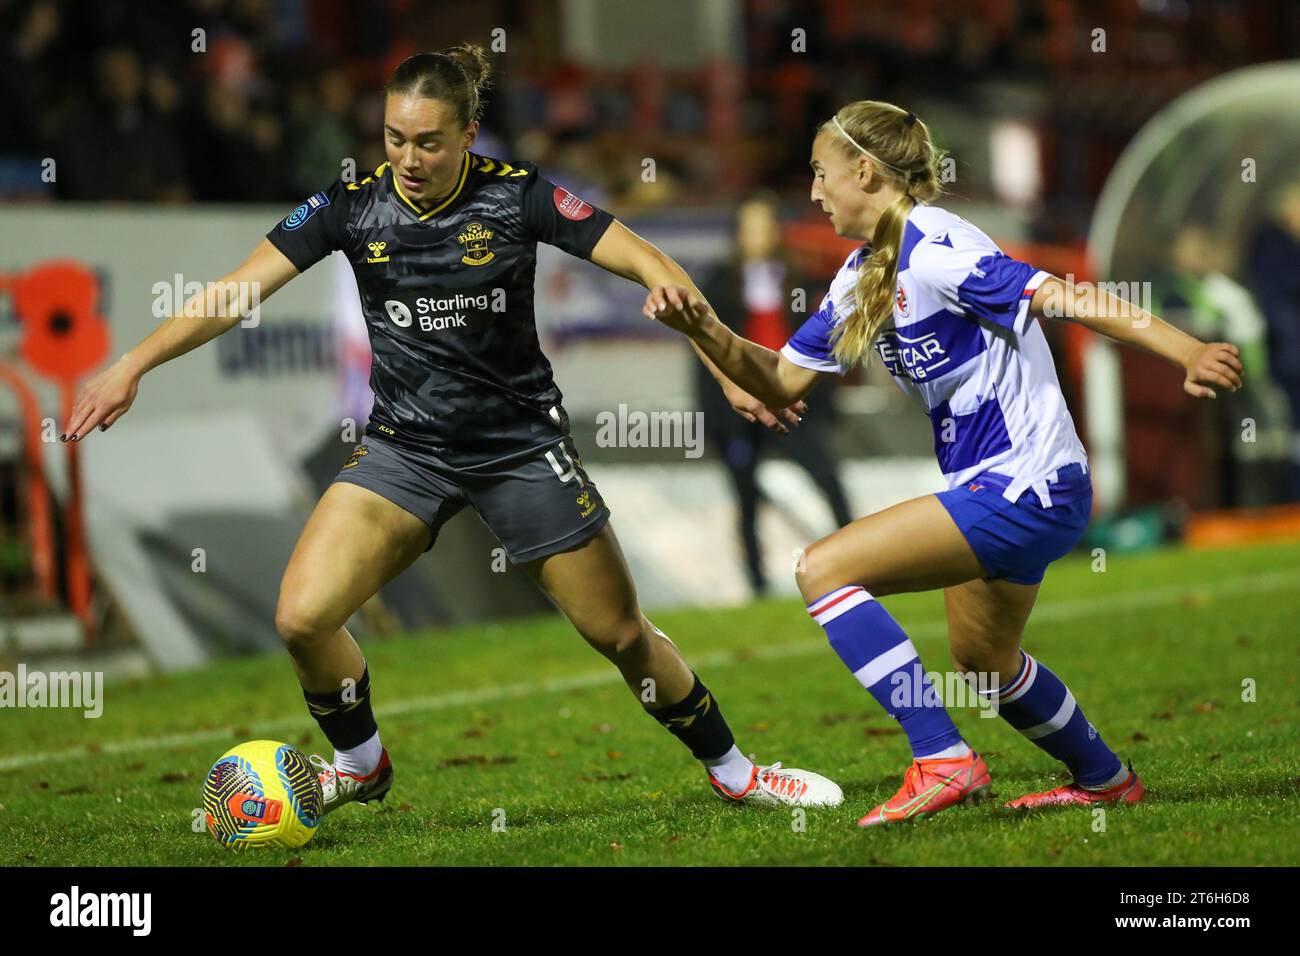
[647,674,735,761]
[302,666,377,750]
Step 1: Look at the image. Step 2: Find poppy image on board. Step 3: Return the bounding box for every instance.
[8,261,110,385]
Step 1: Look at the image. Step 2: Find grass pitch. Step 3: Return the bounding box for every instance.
[2,540,1297,866]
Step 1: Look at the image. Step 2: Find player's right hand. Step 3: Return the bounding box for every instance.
[62,356,142,441]
[642,284,706,332]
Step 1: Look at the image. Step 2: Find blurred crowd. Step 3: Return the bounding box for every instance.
[1155,187,1300,502]
[3,0,1296,224]
[1,0,1299,553]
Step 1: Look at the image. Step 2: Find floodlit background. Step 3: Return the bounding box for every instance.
[2,0,1299,677]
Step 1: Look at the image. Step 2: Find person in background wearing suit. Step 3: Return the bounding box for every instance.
[696,191,855,596]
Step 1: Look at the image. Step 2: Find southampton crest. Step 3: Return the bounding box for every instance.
[456,221,495,266]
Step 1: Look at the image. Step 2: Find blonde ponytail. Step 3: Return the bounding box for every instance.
[824,102,946,367]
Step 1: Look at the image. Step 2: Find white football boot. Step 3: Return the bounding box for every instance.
[309,748,394,814]
[709,760,844,807]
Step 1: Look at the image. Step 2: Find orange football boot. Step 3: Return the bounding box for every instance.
[1004,763,1144,809]
[858,749,991,827]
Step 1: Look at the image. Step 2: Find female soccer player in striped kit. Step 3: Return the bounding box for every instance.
[646,100,1243,826]
[63,44,842,814]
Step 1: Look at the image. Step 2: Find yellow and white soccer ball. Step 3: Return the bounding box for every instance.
[203,740,324,851]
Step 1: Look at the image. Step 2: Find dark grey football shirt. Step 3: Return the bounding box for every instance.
[267,153,614,470]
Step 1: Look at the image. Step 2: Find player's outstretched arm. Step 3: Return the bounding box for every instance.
[62,240,300,441]
[1030,274,1243,399]
[643,283,823,409]
[589,221,807,433]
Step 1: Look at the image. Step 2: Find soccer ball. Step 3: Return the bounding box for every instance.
[203,740,324,851]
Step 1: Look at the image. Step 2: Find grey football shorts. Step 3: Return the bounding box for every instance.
[330,432,610,564]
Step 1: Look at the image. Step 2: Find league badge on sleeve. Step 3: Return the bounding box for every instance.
[283,191,331,230]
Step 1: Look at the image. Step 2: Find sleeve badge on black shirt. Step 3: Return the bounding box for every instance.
[283,190,330,230]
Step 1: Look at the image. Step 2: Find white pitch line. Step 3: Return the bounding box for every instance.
[1,568,1296,772]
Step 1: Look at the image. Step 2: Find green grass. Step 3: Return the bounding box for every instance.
[2,540,1298,866]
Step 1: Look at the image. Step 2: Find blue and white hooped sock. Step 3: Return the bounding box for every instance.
[992,651,1126,789]
[808,586,968,760]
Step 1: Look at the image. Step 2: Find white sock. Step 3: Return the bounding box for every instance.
[334,730,382,777]
[703,745,755,793]
[1082,764,1132,791]
[917,741,972,760]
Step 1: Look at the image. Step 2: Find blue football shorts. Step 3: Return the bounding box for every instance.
[935,463,1093,585]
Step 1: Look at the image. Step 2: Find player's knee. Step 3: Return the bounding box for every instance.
[274,595,337,650]
[585,612,649,657]
[795,540,851,603]
[610,617,650,656]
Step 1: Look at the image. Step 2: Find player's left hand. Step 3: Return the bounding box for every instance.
[723,380,807,434]
[1183,341,1243,399]
[643,285,706,332]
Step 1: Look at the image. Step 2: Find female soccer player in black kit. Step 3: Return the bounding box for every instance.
[63,44,842,813]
